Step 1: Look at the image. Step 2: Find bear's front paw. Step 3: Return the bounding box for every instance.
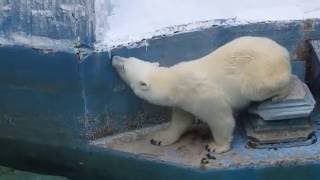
[205,142,230,153]
[150,131,179,146]
[150,138,162,146]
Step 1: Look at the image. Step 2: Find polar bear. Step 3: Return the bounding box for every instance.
[112,36,292,153]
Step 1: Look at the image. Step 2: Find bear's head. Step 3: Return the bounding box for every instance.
[112,56,174,106]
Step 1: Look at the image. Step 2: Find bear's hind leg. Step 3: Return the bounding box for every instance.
[151,108,193,146]
[241,63,291,102]
[271,85,290,101]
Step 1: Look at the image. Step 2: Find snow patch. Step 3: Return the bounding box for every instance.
[94,0,320,50]
[95,18,248,50]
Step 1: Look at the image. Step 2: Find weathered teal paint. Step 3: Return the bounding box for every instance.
[0,13,320,180]
[0,46,84,146]
[0,0,95,45]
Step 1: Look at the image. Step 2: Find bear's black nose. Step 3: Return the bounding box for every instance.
[112,56,126,69]
[112,55,121,61]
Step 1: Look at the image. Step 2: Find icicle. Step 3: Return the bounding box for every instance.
[144,40,149,52]
[107,48,112,59]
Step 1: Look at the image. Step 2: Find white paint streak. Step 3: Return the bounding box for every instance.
[60,4,84,11]
[0,33,74,52]
[1,5,11,11]
[94,0,320,49]
[60,4,86,16]
[31,10,54,17]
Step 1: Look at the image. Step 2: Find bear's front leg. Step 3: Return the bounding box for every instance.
[205,108,235,153]
[151,108,193,146]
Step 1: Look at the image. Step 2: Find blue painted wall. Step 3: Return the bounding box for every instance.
[0,46,83,145]
[1,20,320,144]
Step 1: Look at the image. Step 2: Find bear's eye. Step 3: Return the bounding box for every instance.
[139,81,147,86]
[139,81,149,91]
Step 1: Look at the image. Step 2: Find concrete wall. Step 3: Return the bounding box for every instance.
[0,1,320,178]
[1,0,320,143]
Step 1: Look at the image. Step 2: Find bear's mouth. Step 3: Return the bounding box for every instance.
[112,56,126,73]
[120,65,125,72]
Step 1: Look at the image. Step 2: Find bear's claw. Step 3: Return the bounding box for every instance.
[205,143,230,153]
[205,144,215,152]
[150,139,161,146]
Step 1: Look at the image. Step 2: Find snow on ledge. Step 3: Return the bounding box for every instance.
[94,18,247,51]
[94,0,320,50]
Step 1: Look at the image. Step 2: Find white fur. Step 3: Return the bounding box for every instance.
[112,36,292,153]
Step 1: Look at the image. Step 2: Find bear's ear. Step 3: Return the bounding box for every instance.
[139,81,150,91]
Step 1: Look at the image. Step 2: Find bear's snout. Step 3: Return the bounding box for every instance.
[112,55,122,61]
[112,56,126,70]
